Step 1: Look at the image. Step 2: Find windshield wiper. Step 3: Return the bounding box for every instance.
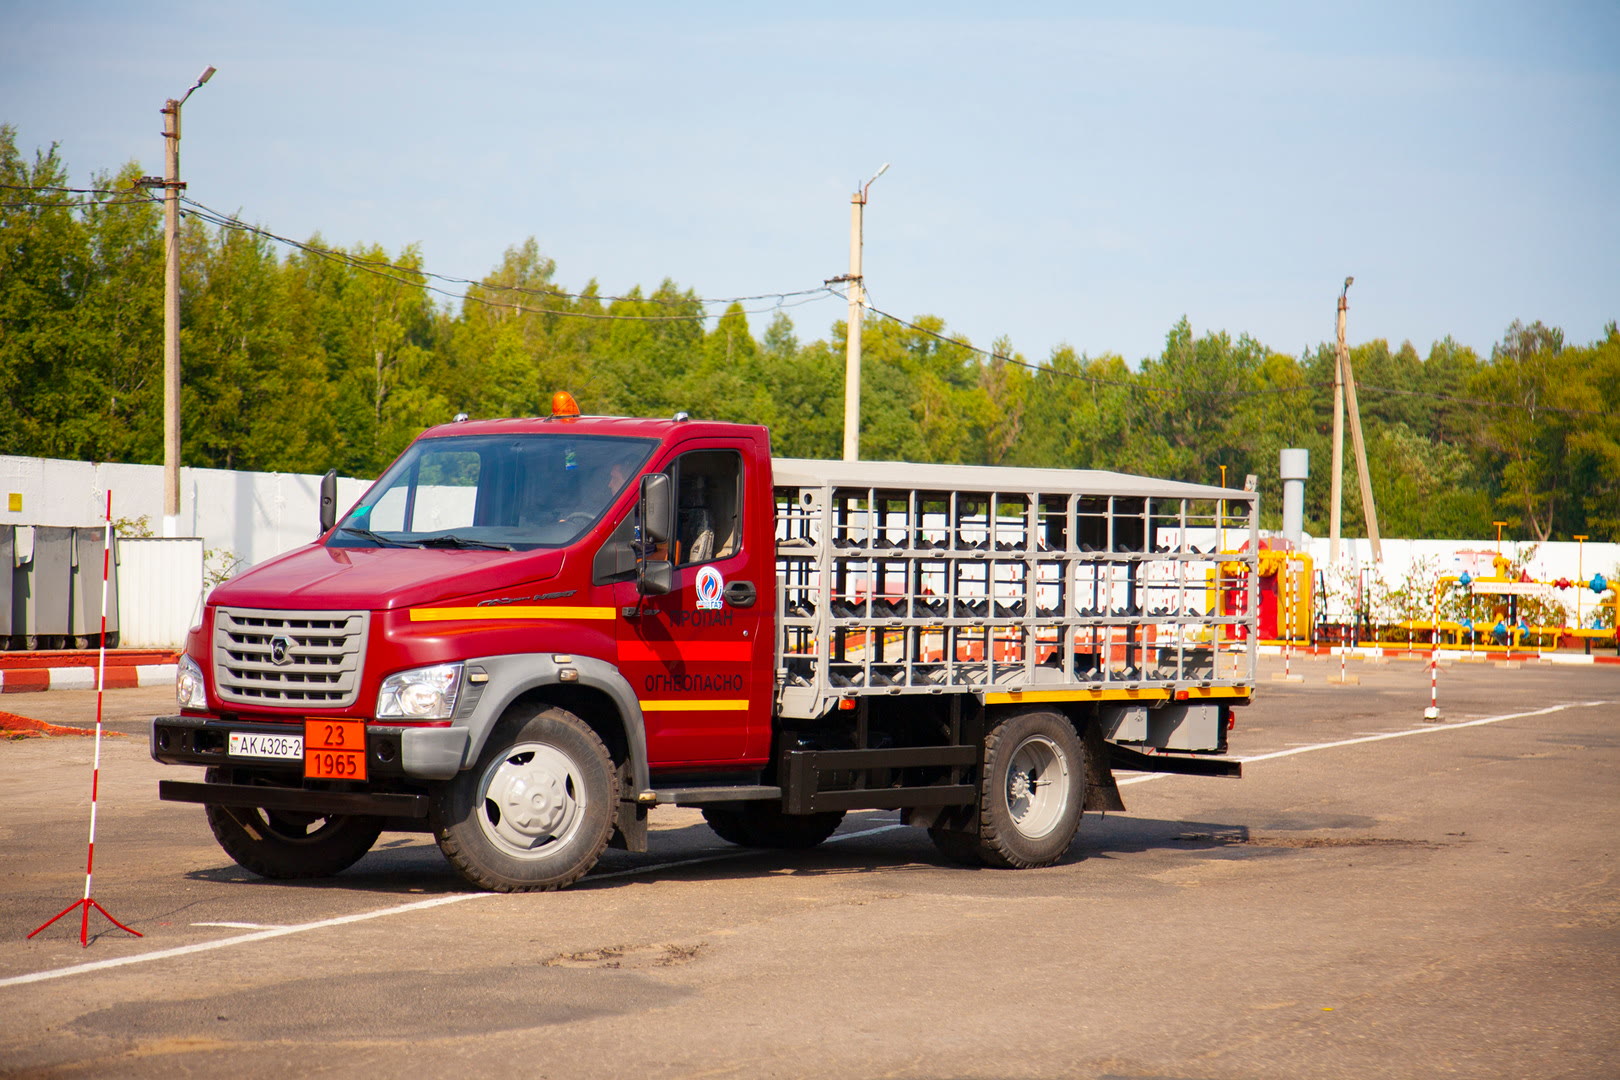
[416,534,515,551]
[336,526,420,548]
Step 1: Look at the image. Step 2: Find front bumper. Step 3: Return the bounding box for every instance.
[151,715,469,780]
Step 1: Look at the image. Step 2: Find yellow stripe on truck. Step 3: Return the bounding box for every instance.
[639,699,750,712]
[983,686,1252,705]
[408,606,616,622]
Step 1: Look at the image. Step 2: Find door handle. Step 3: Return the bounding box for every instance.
[725,580,757,608]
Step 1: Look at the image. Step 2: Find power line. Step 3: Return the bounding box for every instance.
[0,198,160,210]
[0,181,841,324]
[1353,382,1610,418]
[863,300,1612,417]
[0,182,137,197]
[177,196,834,319]
[862,299,1326,400]
[2,183,1612,419]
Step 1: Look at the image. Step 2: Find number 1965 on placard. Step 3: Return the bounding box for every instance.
[304,718,367,781]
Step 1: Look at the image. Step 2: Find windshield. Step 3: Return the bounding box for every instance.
[331,433,655,550]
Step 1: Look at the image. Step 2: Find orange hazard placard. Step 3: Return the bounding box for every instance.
[304,718,367,781]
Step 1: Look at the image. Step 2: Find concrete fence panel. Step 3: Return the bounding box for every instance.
[116,538,205,649]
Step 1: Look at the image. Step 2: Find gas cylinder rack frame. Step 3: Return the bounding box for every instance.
[770,458,1259,722]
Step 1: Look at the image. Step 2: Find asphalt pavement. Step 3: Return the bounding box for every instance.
[1,655,1615,1079]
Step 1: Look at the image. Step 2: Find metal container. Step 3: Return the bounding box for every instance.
[0,526,12,642]
[14,525,75,648]
[69,526,121,647]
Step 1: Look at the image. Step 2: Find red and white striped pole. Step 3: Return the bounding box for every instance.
[28,491,141,946]
[1424,582,1441,721]
[1282,560,1293,679]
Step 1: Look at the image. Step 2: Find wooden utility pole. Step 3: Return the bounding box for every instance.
[842,163,888,461]
[1330,278,1348,565]
[1342,330,1383,561]
[1331,277,1382,562]
[153,66,215,536]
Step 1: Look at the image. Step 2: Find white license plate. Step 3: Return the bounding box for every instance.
[228,731,304,760]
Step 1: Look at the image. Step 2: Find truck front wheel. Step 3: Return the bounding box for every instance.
[203,769,383,879]
[432,704,618,892]
[930,708,1085,869]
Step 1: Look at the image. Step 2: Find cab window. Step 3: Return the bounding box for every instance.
[671,450,742,567]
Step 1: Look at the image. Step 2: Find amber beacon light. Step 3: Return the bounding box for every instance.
[550,391,581,418]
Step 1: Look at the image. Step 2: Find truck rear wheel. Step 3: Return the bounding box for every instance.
[432,704,617,892]
[203,769,383,879]
[930,708,1085,869]
[702,803,845,849]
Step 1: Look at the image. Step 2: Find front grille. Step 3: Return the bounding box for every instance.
[213,607,368,708]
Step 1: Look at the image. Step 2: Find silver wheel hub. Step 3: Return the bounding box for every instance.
[1003,734,1069,840]
[478,744,585,856]
[1008,771,1033,801]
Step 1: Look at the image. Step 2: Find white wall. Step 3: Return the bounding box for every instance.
[1301,536,1619,623]
[0,456,372,574]
[2,457,373,649]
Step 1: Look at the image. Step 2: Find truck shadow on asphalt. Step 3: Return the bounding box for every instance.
[177,811,1428,895]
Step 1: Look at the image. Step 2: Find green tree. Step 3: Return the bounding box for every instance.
[1471,321,1582,541]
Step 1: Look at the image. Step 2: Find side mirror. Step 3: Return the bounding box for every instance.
[639,472,672,545]
[635,472,674,596]
[637,559,673,596]
[319,469,338,535]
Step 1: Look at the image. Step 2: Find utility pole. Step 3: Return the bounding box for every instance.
[841,163,889,462]
[1329,278,1349,566]
[142,66,215,536]
[1341,316,1383,561]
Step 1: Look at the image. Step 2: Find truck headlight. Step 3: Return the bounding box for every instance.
[176,654,207,711]
[376,663,463,721]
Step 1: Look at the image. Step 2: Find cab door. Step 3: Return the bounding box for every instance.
[611,445,774,769]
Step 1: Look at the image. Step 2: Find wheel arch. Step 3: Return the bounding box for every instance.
[459,654,649,794]
[982,700,1123,814]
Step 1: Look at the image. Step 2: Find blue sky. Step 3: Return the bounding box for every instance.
[4,1,1616,365]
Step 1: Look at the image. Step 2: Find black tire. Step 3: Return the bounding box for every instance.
[432,704,617,892]
[702,802,845,849]
[203,769,383,879]
[940,708,1086,869]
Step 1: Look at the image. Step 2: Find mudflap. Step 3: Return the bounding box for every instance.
[1083,723,1127,813]
[610,799,649,852]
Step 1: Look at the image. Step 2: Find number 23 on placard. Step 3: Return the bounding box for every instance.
[303,718,367,780]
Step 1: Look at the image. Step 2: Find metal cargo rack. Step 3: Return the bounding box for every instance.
[771,458,1259,721]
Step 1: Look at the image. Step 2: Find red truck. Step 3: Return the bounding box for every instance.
[153,394,1258,890]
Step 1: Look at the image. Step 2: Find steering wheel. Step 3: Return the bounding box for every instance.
[562,512,595,526]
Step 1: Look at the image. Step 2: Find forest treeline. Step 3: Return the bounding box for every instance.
[2,127,1616,542]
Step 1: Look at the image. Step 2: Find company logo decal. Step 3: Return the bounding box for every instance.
[695,566,724,610]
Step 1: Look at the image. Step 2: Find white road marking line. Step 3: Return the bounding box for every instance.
[1118,700,1609,787]
[3,825,912,989]
[2,893,491,990]
[1239,700,1609,764]
[191,922,283,930]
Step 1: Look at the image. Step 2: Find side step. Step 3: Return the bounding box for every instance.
[637,785,784,807]
[784,745,978,814]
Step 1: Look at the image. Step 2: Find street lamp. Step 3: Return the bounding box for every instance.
[153,66,215,536]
